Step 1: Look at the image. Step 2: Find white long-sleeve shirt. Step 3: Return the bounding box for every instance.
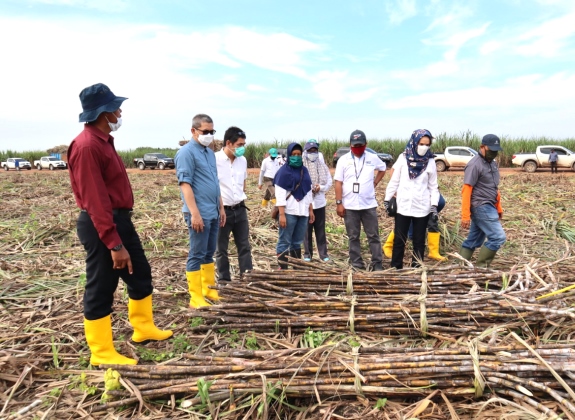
[258,156,285,185]
[275,185,313,216]
[384,153,440,218]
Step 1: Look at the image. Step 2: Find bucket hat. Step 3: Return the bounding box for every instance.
[78,83,127,123]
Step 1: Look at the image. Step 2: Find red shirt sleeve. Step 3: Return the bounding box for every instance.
[69,145,122,249]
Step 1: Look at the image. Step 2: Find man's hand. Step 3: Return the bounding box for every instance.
[461,219,471,229]
[279,214,287,228]
[498,212,503,220]
[430,205,438,223]
[336,203,346,218]
[111,247,133,274]
[258,185,263,190]
[191,212,204,232]
[312,184,320,193]
[309,210,315,224]
[219,207,226,227]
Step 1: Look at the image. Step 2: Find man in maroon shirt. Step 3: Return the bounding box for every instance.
[68,83,172,366]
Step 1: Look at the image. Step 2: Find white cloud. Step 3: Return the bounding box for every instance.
[383,72,575,110]
[311,71,380,108]
[514,12,575,57]
[247,84,268,92]
[384,0,417,24]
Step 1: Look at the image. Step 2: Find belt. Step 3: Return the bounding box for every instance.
[224,201,244,210]
[81,208,133,216]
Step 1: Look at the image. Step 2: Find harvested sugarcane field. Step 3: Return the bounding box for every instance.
[2,169,575,420]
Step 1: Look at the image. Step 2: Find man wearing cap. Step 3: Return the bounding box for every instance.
[258,148,285,207]
[334,130,386,271]
[302,140,332,262]
[68,83,172,366]
[459,134,506,267]
[175,114,225,308]
[214,126,253,282]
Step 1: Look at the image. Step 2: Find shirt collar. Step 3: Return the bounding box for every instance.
[84,123,114,144]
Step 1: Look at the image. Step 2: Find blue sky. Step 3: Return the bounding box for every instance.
[1,0,574,151]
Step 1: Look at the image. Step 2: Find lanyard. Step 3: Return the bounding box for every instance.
[353,154,366,181]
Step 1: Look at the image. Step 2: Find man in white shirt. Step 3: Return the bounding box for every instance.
[258,148,285,207]
[334,130,386,271]
[214,126,253,282]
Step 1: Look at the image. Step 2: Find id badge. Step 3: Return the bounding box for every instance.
[353,183,360,193]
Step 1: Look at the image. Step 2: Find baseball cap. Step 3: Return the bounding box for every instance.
[350,129,367,146]
[304,140,319,151]
[269,148,278,157]
[481,134,502,151]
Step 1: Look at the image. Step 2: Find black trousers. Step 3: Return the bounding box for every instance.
[77,211,153,320]
[391,213,429,269]
[303,206,328,259]
[550,161,558,173]
[215,206,253,281]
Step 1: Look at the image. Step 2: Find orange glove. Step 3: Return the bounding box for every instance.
[461,184,473,222]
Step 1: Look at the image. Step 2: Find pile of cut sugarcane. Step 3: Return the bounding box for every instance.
[189,263,574,338]
[96,338,575,418]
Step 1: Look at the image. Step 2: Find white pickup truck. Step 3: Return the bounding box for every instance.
[434,146,477,172]
[512,145,575,173]
[1,158,32,171]
[33,156,67,170]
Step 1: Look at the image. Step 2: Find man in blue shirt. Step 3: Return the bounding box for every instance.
[175,114,225,308]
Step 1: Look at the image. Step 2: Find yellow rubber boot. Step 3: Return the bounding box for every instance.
[383,231,394,259]
[261,199,269,208]
[271,199,276,205]
[427,232,447,261]
[84,316,137,366]
[129,295,173,343]
[187,271,210,308]
[201,262,220,301]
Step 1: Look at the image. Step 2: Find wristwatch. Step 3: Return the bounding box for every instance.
[111,244,123,252]
[335,200,342,205]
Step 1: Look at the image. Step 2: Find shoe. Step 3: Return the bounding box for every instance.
[322,257,330,262]
[277,252,289,270]
[304,257,311,262]
[84,316,137,366]
[383,232,394,259]
[129,295,173,343]
[271,199,277,205]
[261,199,269,208]
[475,246,498,268]
[459,246,474,264]
[186,271,210,308]
[290,249,302,269]
[372,262,383,271]
[201,262,220,301]
[427,232,447,261]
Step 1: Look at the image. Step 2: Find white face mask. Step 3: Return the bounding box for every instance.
[417,145,430,156]
[106,115,122,132]
[198,134,214,147]
[307,152,319,162]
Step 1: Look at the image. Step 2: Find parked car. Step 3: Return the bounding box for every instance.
[134,153,175,170]
[332,147,393,166]
[34,156,67,170]
[434,146,477,172]
[512,145,575,173]
[1,158,32,171]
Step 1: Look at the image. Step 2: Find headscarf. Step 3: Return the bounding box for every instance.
[404,129,434,179]
[303,151,329,189]
[273,143,312,201]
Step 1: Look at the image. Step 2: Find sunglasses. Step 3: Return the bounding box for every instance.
[194,128,216,135]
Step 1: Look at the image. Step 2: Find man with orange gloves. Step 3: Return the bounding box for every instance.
[459,134,506,267]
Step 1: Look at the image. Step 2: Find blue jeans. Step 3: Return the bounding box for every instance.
[276,214,309,255]
[461,204,506,251]
[184,213,219,272]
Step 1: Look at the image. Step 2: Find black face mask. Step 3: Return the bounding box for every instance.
[270,156,276,160]
[484,150,498,161]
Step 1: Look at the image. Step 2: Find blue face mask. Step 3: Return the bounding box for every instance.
[289,155,303,167]
[233,146,246,157]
